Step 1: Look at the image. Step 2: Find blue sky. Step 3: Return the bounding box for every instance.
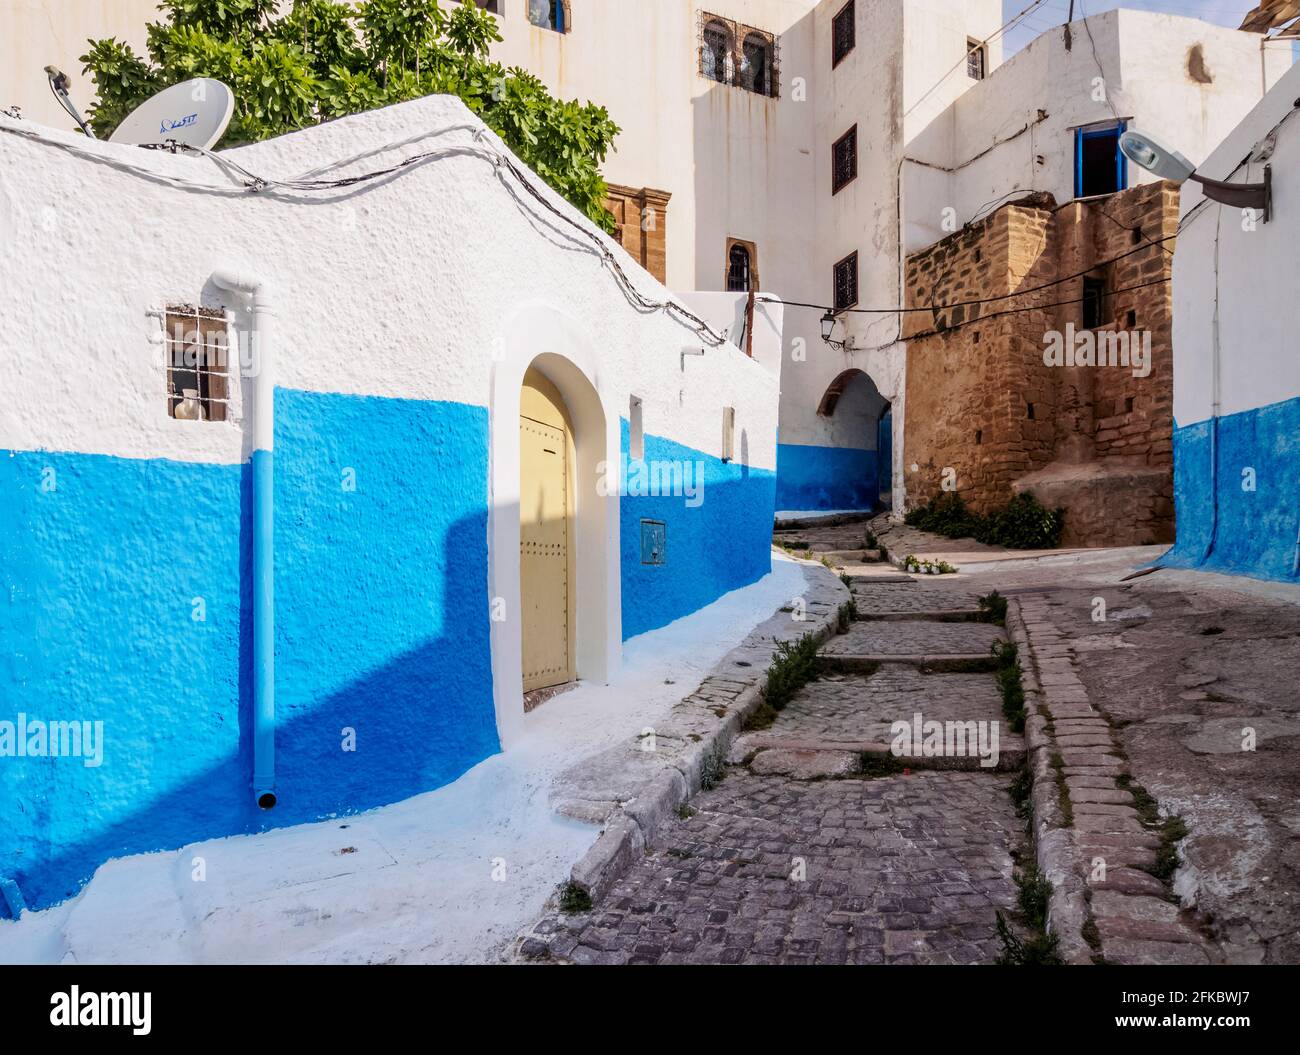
[1003,0,1264,54]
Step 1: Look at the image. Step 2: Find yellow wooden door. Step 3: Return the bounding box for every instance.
[520,371,574,692]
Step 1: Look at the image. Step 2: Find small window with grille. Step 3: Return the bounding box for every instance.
[726,239,756,292]
[832,125,857,194]
[966,38,986,80]
[833,252,859,313]
[164,306,229,422]
[832,1,855,67]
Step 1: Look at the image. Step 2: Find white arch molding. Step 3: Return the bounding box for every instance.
[488,300,622,747]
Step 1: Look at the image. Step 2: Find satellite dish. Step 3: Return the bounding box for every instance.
[109,78,234,150]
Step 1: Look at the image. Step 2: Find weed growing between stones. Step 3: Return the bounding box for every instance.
[677,804,697,820]
[699,744,727,791]
[1009,766,1033,820]
[991,640,1027,732]
[995,860,1062,965]
[558,881,592,914]
[903,554,957,575]
[836,598,858,632]
[762,633,821,712]
[1049,750,1074,827]
[857,750,906,778]
[1116,773,1189,883]
[978,590,1009,624]
[995,911,1062,965]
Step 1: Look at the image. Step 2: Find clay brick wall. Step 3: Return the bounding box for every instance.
[605,184,671,284]
[902,182,1178,544]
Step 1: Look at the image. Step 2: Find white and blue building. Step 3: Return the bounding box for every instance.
[0,95,784,913]
[1165,59,1300,584]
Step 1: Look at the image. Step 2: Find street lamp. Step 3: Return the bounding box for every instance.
[1120,128,1271,222]
[820,310,837,343]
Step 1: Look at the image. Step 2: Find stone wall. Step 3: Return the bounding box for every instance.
[902,182,1178,546]
[605,184,671,284]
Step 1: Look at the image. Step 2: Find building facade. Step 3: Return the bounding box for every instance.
[1165,59,1300,583]
[0,94,782,911]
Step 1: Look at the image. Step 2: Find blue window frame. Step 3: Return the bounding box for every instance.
[1075,121,1127,199]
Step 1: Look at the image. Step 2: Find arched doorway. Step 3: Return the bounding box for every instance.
[519,368,576,692]
[817,368,892,512]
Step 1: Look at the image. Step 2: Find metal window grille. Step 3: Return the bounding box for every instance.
[698,11,780,97]
[832,1,855,67]
[727,243,752,292]
[833,252,859,313]
[966,39,986,80]
[832,125,857,193]
[163,305,230,422]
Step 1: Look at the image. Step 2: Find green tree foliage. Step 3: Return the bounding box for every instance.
[80,0,620,231]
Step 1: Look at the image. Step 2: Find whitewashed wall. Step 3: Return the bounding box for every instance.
[1172,59,1300,427]
[903,10,1291,253]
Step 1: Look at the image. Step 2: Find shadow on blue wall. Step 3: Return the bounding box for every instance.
[1163,397,1300,584]
[1,389,500,911]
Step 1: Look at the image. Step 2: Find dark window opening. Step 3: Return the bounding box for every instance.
[165,306,229,422]
[833,251,859,313]
[1076,122,1127,198]
[1125,396,1135,414]
[528,0,567,33]
[699,14,778,97]
[832,1,856,67]
[727,242,753,292]
[1083,276,1107,329]
[741,33,772,95]
[701,21,733,84]
[967,38,986,80]
[1126,309,1137,328]
[975,429,983,445]
[1027,402,1035,420]
[832,125,857,194]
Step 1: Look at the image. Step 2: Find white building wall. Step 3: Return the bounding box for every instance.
[903,10,1291,253]
[1172,59,1300,428]
[0,0,158,127]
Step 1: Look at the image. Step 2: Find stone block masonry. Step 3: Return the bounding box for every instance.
[902,183,1179,547]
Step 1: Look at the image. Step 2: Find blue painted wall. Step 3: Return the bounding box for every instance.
[620,421,775,639]
[0,388,499,910]
[1163,396,1300,583]
[775,442,878,513]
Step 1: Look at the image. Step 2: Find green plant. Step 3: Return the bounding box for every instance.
[858,750,905,777]
[902,554,957,575]
[1014,863,1052,930]
[978,590,1008,624]
[676,804,697,820]
[991,640,1026,733]
[558,881,592,913]
[836,598,857,632]
[699,744,726,790]
[762,633,821,713]
[1009,766,1032,819]
[80,0,621,232]
[994,911,1062,966]
[905,491,1065,550]
[1116,774,1189,882]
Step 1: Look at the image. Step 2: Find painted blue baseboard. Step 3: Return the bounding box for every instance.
[0,388,499,909]
[775,442,878,513]
[620,422,775,639]
[1163,395,1300,583]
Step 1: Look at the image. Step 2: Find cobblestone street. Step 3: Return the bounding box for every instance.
[518,565,1028,965]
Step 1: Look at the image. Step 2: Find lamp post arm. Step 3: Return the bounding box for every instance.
[1190,164,1271,222]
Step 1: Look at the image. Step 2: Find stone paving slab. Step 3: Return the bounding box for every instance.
[518,770,1020,965]
[763,667,1016,742]
[821,619,1005,660]
[850,582,987,618]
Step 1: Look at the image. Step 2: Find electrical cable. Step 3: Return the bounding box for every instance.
[0,116,731,347]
